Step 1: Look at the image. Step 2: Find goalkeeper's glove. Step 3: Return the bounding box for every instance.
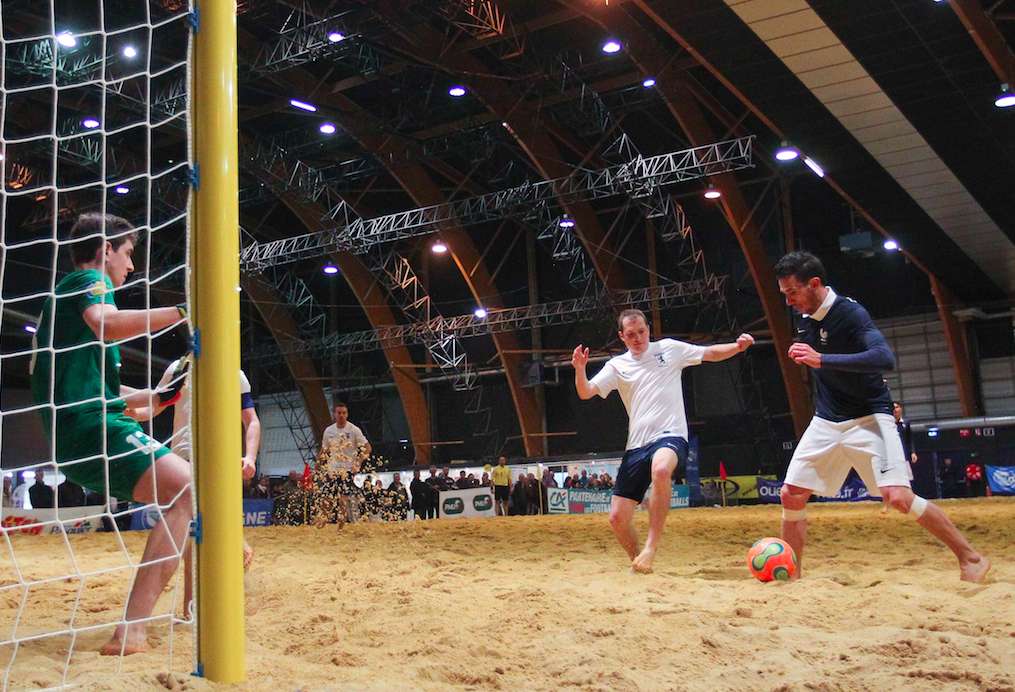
[157,357,190,407]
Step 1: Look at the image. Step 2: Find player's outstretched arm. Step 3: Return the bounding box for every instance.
[703,333,754,362]
[572,345,598,400]
[83,303,184,342]
[241,407,261,480]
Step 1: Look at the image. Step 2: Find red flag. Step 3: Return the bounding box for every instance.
[719,461,728,481]
[300,463,313,490]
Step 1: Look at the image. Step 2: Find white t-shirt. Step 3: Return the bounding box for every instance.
[320,422,368,474]
[156,359,252,461]
[590,338,705,450]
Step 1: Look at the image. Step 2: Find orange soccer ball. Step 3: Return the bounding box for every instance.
[746,537,797,582]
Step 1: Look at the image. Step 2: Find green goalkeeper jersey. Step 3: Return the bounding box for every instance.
[30,269,125,424]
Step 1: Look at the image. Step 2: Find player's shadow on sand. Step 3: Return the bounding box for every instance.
[689,567,744,581]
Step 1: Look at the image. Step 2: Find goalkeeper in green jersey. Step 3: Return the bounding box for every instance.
[30,213,192,656]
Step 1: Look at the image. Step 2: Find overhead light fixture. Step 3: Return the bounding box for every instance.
[323,263,339,275]
[995,83,1015,108]
[56,32,76,48]
[558,216,575,229]
[775,141,799,161]
[927,427,939,437]
[122,45,138,59]
[24,324,37,334]
[319,122,337,135]
[82,118,100,129]
[328,31,346,43]
[431,240,448,254]
[448,85,467,98]
[114,185,130,195]
[642,77,656,88]
[601,39,622,54]
[474,307,488,319]
[703,185,721,200]
[883,239,899,252]
[290,98,317,112]
[803,156,825,178]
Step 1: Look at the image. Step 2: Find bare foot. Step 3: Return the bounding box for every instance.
[631,547,656,574]
[960,555,991,583]
[243,542,254,570]
[100,625,148,656]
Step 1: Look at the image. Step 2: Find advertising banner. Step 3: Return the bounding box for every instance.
[985,465,1015,495]
[547,487,569,514]
[547,485,690,514]
[756,476,877,503]
[669,484,690,509]
[0,505,105,535]
[699,474,776,502]
[127,499,277,530]
[438,487,496,519]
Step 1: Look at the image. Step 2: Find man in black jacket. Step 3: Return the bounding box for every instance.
[409,469,430,519]
[29,473,54,509]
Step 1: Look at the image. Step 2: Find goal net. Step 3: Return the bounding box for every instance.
[0,1,198,687]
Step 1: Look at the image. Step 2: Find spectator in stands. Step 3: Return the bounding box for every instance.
[456,470,469,489]
[541,468,557,489]
[29,473,54,509]
[57,480,86,507]
[251,475,271,499]
[409,469,429,519]
[481,471,490,488]
[492,456,511,516]
[511,474,529,516]
[3,476,13,507]
[600,473,614,490]
[939,457,965,498]
[437,466,455,491]
[588,473,601,489]
[425,466,441,518]
[563,474,574,489]
[965,462,986,497]
[526,473,541,515]
[576,470,589,488]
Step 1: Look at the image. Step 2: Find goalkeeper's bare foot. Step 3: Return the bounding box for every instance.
[960,555,991,583]
[100,624,148,656]
[631,546,657,574]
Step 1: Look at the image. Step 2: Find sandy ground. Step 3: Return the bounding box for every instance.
[1,498,1014,691]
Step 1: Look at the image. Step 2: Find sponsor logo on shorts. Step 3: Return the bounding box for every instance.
[472,494,492,512]
[126,431,162,455]
[442,497,464,515]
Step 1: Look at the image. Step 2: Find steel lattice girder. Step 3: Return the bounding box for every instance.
[241,136,755,270]
[246,276,727,363]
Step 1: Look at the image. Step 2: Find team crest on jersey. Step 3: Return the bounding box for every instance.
[89,281,106,297]
[819,328,829,346]
[655,352,666,367]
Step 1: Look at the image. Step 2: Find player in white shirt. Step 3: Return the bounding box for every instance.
[572,309,755,573]
[131,357,260,573]
[317,401,371,525]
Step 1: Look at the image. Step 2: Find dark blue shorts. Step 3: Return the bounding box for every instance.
[613,436,688,502]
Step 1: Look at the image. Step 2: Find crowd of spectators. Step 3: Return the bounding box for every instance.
[562,469,614,490]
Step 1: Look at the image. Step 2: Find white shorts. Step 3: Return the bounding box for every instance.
[785,414,912,498]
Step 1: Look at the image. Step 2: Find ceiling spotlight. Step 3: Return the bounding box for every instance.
[775,141,799,161]
[82,118,100,129]
[114,185,130,195]
[995,83,1015,108]
[323,263,339,275]
[431,240,448,254]
[601,39,622,54]
[474,307,488,319]
[803,156,825,178]
[883,239,899,251]
[558,216,576,229]
[327,31,346,43]
[56,32,76,48]
[448,85,467,98]
[290,98,317,112]
[319,122,337,135]
[122,45,138,59]
[703,185,721,200]
[24,324,37,334]
[642,77,657,88]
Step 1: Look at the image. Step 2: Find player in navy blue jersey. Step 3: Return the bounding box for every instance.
[774,251,989,582]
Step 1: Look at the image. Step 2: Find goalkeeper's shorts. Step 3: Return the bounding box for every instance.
[53,411,172,501]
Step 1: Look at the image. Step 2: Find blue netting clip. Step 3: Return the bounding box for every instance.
[188,8,200,32]
[190,513,203,544]
[191,328,201,359]
[192,662,205,678]
[187,164,200,190]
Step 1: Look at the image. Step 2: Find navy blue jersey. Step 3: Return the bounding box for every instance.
[797,294,894,421]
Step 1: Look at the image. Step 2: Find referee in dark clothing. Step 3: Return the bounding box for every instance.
[774,250,989,583]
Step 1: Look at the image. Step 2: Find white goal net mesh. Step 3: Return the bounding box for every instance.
[0,0,194,688]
